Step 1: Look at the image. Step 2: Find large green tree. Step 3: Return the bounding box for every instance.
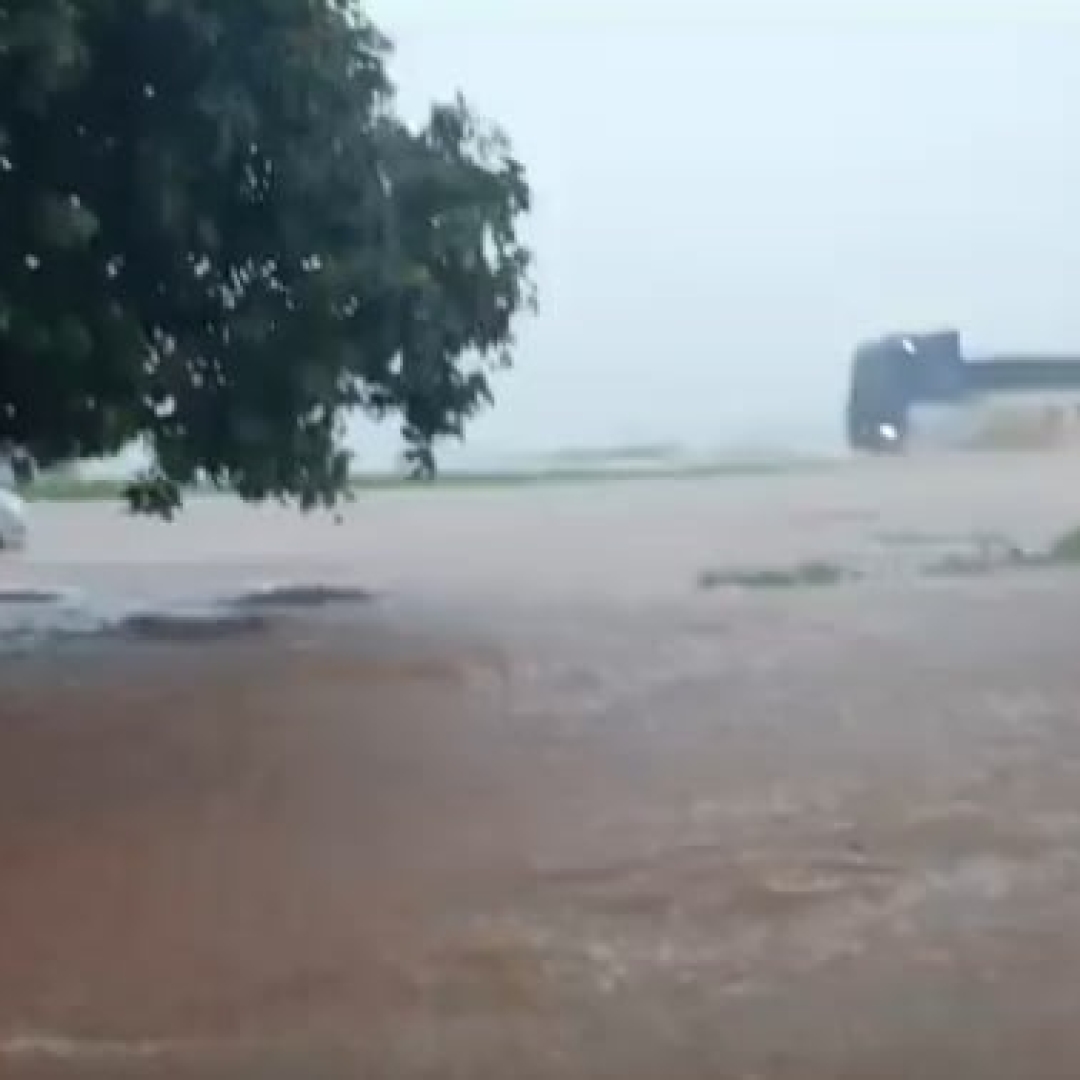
[0,0,532,513]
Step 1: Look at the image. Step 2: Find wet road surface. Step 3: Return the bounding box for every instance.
[5,452,1080,1077]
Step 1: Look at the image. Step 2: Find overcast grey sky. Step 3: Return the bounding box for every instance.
[362,0,1079,461]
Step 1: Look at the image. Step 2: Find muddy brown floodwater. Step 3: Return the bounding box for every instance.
[6,452,1080,1078]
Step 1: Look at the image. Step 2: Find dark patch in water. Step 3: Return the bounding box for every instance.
[230,585,376,610]
[2,583,377,652]
[116,611,271,643]
[0,589,71,606]
[697,561,862,591]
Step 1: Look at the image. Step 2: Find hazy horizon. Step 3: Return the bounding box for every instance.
[349,1,1080,467]
[69,3,1080,475]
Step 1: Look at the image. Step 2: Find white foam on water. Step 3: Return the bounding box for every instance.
[0,1034,190,1060]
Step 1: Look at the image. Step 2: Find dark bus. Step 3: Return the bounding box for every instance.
[846,330,1080,451]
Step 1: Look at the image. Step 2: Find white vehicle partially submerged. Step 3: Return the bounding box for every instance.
[0,486,27,552]
[0,449,30,552]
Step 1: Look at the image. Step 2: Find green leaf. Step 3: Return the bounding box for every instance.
[0,0,533,516]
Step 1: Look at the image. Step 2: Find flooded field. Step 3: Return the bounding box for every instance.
[5,451,1080,1077]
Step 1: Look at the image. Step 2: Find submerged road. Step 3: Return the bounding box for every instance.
[4,451,1080,1078]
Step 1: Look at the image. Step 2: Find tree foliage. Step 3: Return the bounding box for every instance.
[0,0,533,513]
